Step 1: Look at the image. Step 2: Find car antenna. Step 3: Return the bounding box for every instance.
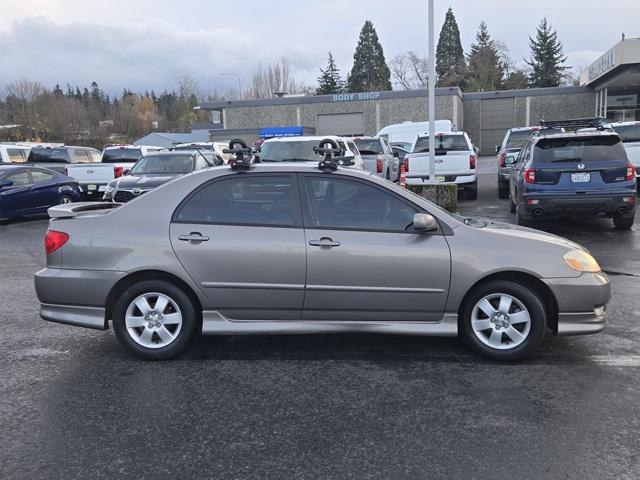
[224,139,254,170]
[313,138,343,172]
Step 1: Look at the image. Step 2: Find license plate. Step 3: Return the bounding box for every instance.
[571,173,590,183]
[435,176,446,182]
[87,184,97,191]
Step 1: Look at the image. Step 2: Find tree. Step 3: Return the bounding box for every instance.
[390,51,428,90]
[246,58,309,99]
[347,20,392,92]
[316,51,345,95]
[435,7,466,87]
[525,18,569,88]
[5,79,46,140]
[465,22,505,92]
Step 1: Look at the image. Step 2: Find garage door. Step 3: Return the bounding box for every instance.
[317,113,365,136]
[480,98,515,155]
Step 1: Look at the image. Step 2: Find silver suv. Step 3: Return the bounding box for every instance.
[36,150,610,361]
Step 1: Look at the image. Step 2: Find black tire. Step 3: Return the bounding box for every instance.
[112,279,198,360]
[509,193,516,213]
[59,194,74,205]
[466,181,478,201]
[459,280,547,361]
[515,201,533,227]
[498,183,509,199]
[613,213,634,230]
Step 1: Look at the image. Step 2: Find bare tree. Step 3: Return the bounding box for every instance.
[5,79,46,139]
[246,58,309,99]
[390,52,429,90]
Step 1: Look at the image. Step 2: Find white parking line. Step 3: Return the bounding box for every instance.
[585,355,640,367]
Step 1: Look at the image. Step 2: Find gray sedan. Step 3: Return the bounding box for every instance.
[36,161,610,361]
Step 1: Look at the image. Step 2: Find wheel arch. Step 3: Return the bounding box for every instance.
[457,271,559,333]
[105,270,203,328]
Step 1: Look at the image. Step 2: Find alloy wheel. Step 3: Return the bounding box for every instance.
[124,292,183,349]
[471,293,531,350]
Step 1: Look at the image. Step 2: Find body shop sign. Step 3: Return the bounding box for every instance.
[332,92,381,102]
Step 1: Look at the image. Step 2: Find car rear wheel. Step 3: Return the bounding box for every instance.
[613,213,634,230]
[515,201,533,227]
[59,195,74,204]
[459,280,547,361]
[112,280,198,360]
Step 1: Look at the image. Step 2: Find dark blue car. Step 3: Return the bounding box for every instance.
[509,123,637,230]
[0,165,82,220]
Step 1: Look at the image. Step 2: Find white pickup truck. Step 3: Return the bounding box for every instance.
[404,131,478,200]
[65,145,164,200]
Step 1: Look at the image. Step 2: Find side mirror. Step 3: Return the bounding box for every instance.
[0,179,13,188]
[413,213,438,232]
[495,145,501,154]
[122,169,130,176]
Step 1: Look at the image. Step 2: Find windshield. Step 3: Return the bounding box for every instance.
[612,125,640,143]
[102,148,142,163]
[534,136,627,163]
[130,155,194,175]
[413,135,469,153]
[260,140,324,162]
[354,139,383,154]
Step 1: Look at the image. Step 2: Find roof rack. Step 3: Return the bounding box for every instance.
[224,139,254,170]
[539,117,608,131]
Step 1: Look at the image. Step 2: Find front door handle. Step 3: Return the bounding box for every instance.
[178,232,210,244]
[309,237,341,249]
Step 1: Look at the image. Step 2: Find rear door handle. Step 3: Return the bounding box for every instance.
[178,232,210,244]
[309,237,341,248]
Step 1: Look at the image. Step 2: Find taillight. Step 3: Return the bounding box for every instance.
[376,158,383,174]
[402,155,409,171]
[45,230,69,255]
[470,154,477,170]
[498,152,506,168]
[523,168,536,184]
[626,164,636,181]
[114,166,124,178]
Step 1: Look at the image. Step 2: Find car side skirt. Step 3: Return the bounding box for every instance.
[201,311,459,336]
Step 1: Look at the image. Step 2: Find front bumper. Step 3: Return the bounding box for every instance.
[543,272,611,335]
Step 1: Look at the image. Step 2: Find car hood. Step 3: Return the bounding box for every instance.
[111,174,176,190]
[477,220,585,251]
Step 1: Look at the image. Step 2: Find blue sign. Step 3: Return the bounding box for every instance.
[260,126,304,138]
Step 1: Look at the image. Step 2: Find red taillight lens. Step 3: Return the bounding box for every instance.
[498,152,506,168]
[470,154,477,170]
[114,166,124,178]
[376,158,383,174]
[524,168,536,184]
[626,164,636,181]
[402,155,409,171]
[45,230,69,255]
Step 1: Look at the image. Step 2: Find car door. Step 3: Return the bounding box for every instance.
[510,141,530,200]
[29,169,58,208]
[0,169,37,215]
[300,174,451,322]
[169,173,306,321]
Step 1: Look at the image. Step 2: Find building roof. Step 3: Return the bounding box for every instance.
[134,132,193,147]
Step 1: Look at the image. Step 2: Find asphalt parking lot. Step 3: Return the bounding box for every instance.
[1,156,639,480]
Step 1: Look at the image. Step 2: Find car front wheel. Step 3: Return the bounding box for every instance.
[459,280,547,361]
[112,280,198,360]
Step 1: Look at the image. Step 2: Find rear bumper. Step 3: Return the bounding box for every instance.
[520,192,636,217]
[543,272,611,335]
[40,303,108,330]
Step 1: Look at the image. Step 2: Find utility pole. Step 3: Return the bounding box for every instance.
[427,0,436,182]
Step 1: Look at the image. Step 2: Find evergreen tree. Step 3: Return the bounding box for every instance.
[465,22,505,92]
[526,18,569,87]
[53,84,64,98]
[347,20,392,92]
[435,7,466,87]
[316,51,345,95]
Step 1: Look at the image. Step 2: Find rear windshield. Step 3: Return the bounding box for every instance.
[260,140,322,162]
[28,147,69,163]
[413,135,469,153]
[102,148,142,163]
[612,124,640,143]
[534,136,628,163]
[354,139,383,154]
[130,155,194,175]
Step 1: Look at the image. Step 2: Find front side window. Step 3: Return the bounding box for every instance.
[130,155,194,175]
[175,175,298,227]
[304,177,417,232]
[7,171,31,186]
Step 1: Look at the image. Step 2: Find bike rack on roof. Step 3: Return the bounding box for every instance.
[224,139,254,170]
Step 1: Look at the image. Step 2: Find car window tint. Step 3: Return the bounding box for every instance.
[304,177,416,231]
[7,149,28,163]
[31,170,55,183]
[175,190,203,223]
[7,171,31,186]
[28,147,70,163]
[200,176,296,226]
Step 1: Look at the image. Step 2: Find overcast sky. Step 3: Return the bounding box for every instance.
[1,0,638,96]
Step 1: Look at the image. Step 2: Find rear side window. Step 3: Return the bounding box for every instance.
[612,125,640,143]
[31,170,55,183]
[7,149,28,163]
[534,136,628,163]
[175,176,298,227]
[28,148,70,163]
[413,135,470,153]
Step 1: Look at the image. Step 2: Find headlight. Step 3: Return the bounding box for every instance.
[563,250,601,273]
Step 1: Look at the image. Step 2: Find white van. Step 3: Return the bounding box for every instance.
[377,120,455,149]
